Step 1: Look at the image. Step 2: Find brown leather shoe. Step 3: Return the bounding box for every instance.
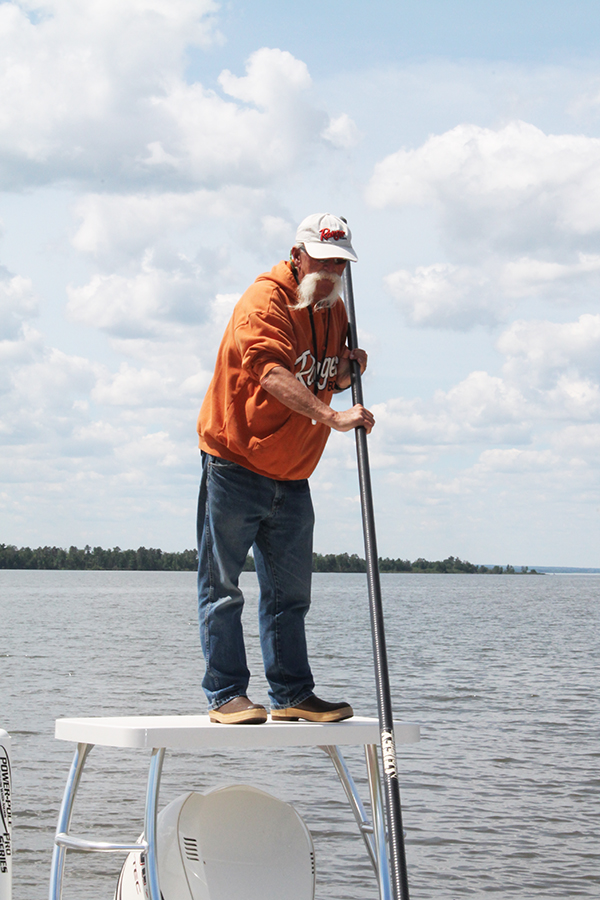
[270,695,353,723]
[209,696,268,725]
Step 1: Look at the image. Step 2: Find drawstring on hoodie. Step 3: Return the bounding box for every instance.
[307,305,331,396]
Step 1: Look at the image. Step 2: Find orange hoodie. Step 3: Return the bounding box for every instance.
[197,261,348,480]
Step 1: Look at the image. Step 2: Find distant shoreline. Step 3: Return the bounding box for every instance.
[5,544,597,573]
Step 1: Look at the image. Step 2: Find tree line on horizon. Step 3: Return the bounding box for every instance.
[0,544,538,574]
[310,553,539,574]
[0,543,197,572]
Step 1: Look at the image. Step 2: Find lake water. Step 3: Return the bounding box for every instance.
[1,570,599,899]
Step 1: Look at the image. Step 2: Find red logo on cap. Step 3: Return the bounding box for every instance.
[320,228,346,242]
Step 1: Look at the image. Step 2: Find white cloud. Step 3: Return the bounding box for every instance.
[70,190,226,264]
[0,267,38,339]
[257,215,296,254]
[375,312,600,449]
[367,121,600,251]
[545,375,600,419]
[69,419,132,458]
[0,0,219,187]
[502,253,600,298]
[153,48,326,187]
[387,468,464,504]
[385,253,600,329]
[8,346,98,408]
[370,369,529,458]
[116,429,182,469]
[498,314,600,387]
[91,363,175,407]
[0,326,99,449]
[362,310,600,502]
[69,189,298,282]
[474,447,560,475]
[551,423,600,459]
[384,262,507,328]
[369,121,600,227]
[439,370,527,428]
[0,306,201,538]
[322,113,361,149]
[218,47,311,107]
[208,292,240,332]
[0,6,337,192]
[375,442,593,522]
[372,121,600,328]
[66,253,211,337]
[89,337,215,412]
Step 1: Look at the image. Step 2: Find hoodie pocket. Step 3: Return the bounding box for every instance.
[245,414,296,462]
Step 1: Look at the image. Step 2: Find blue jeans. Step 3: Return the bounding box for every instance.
[197,453,315,709]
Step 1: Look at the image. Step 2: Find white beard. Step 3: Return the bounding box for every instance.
[294,271,343,310]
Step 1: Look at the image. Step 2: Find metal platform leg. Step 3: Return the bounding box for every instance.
[365,743,391,900]
[321,743,392,900]
[143,747,165,900]
[320,745,376,869]
[49,742,94,900]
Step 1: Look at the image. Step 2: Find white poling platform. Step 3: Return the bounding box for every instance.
[50,716,420,900]
[54,715,419,749]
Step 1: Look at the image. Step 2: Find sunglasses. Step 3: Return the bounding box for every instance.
[299,248,347,267]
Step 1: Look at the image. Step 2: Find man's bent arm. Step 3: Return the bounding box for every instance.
[334,347,368,391]
[260,366,375,434]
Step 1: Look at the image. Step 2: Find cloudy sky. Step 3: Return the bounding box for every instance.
[2,0,600,566]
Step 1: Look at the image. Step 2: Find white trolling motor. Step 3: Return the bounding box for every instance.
[0,731,12,900]
[115,784,315,900]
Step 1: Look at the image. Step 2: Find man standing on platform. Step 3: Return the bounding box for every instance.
[196,213,374,724]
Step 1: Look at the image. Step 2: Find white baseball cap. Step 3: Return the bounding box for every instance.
[295,213,358,262]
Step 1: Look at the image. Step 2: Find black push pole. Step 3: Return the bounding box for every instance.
[342,258,410,900]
